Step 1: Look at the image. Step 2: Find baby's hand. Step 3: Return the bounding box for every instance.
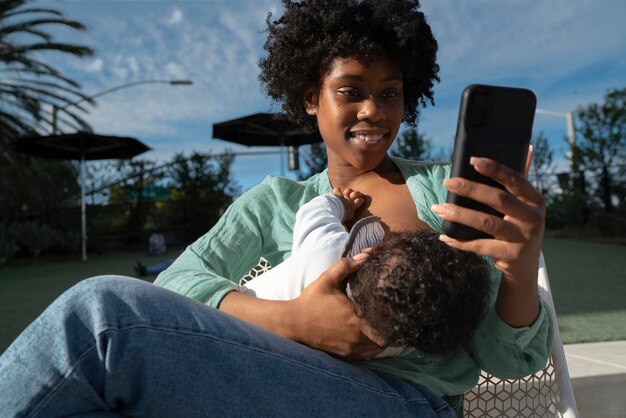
[333,187,365,222]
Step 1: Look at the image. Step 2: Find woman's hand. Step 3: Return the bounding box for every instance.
[220,252,383,359]
[431,152,546,327]
[288,254,385,359]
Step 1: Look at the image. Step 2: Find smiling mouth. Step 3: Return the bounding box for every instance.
[350,132,385,143]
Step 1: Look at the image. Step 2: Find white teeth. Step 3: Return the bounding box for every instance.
[354,133,383,142]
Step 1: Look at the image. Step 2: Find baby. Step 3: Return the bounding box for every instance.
[242,189,490,358]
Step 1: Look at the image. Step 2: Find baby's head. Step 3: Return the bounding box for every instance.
[258,0,439,130]
[347,230,490,356]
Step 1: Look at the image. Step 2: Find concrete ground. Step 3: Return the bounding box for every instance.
[564,340,626,418]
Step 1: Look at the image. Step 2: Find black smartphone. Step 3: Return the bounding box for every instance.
[442,84,536,240]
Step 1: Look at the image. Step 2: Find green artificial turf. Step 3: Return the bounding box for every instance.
[0,237,625,354]
[0,249,178,354]
[541,237,626,344]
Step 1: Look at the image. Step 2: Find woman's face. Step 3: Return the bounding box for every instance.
[306,55,404,172]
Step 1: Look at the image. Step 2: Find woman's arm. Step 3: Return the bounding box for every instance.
[156,179,382,359]
[431,155,546,327]
[242,193,351,298]
[154,187,267,307]
[429,154,552,377]
[220,254,384,359]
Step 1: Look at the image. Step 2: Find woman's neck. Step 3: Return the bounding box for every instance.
[327,155,401,190]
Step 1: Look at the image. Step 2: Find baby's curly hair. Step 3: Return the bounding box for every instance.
[347,230,490,356]
[258,0,439,130]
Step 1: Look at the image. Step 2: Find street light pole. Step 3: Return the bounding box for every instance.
[50,79,193,134]
[535,108,577,172]
[49,78,193,261]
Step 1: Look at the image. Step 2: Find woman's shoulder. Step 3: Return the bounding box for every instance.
[235,171,330,210]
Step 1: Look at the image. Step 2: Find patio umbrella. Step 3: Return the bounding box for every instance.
[212,112,323,174]
[12,132,151,261]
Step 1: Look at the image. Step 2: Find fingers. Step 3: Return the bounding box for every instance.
[318,256,367,289]
[342,188,365,208]
[359,320,387,348]
[346,343,384,360]
[359,247,376,255]
[438,233,509,260]
[525,145,533,179]
[349,191,365,209]
[433,154,546,256]
[444,157,546,213]
[439,178,542,223]
[470,156,539,205]
[432,203,525,242]
[341,320,386,360]
[333,187,365,222]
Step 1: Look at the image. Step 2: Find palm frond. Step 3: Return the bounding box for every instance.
[2,7,63,20]
[0,0,95,152]
[0,18,88,37]
[3,42,93,58]
[0,67,82,89]
[1,55,82,87]
[0,0,28,17]
[1,77,90,98]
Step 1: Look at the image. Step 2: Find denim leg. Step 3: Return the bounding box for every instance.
[0,276,455,418]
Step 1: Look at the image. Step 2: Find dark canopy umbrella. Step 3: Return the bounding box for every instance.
[12,132,151,261]
[212,112,323,173]
[13,132,150,161]
[213,112,322,147]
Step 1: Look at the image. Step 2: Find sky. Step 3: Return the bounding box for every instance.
[31,0,626,192]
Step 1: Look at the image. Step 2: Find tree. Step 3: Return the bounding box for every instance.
[298,142,327,180]
[103,152,240,246]
[530,131,554,198]
[0,159,79,257]
[0,0,94,161]
[165,151,240,242]
[575,88,626,212]
[390,128,433,160]
[108,159,163,244]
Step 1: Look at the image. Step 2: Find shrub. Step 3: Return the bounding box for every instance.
[9,221,62,257]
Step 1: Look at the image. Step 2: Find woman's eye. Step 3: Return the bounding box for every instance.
[381,89,399,99]
[337,88,361,98]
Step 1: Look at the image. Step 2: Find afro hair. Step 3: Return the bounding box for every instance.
[258,0,439,130]
[347,230,490,356]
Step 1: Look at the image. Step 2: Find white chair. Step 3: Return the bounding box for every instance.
[240,253,579,417]
[464,253,579,417]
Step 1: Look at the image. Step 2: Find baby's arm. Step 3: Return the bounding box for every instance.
[243,189,364,299]
[331,187,364,223]
[291,188,364,254]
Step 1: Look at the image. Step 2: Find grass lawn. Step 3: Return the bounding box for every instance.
[1,237,625,354]
[0,249,178,354]
[542,237,626,344]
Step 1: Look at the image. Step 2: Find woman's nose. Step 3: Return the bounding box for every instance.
[357,97,385,122]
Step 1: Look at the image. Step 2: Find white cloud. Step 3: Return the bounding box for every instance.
[109,55,141,80]
[84,58,103,72]
[165,61,187,80]
[37,0,626,189]
[167,8,183,24]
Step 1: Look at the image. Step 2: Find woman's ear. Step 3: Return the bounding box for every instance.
[304,89,318,116]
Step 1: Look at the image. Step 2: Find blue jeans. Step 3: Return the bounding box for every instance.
[0,276,455,418]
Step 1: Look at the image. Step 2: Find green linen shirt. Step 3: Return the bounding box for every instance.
[154,156,552,397]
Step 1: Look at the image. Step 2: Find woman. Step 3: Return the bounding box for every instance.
[0,1,551,417]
